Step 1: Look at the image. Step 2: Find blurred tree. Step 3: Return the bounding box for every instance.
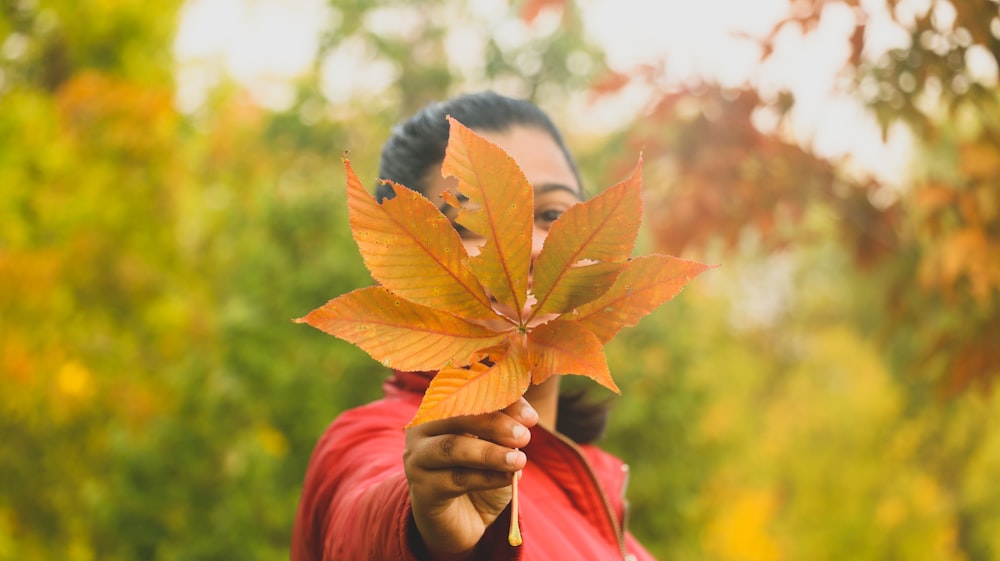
[0,0,377,558]
[588,0,999,397]
[582,1,1000,559]
[318,0,604,110]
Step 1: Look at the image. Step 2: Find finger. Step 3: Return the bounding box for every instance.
[417,409,532,449]
[415,466,516,496]
[411,433,527,472]
[502,398,538,428]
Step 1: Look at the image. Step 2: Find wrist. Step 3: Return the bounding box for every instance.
[407,512,474,561]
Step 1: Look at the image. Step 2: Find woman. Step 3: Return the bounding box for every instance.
[291,91,654,561]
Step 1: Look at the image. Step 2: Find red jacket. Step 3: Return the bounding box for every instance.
[291,371,656,560]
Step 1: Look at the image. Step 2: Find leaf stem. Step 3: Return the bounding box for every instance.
[508,469,522,546]
[509,327,529,547]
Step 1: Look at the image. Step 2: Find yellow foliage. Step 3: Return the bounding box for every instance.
[910,473,947,517]
[56,361,93,400]
[705,488,782,561]
[55,71,177,158]
[256,425,290,457]
[876,495,906,529]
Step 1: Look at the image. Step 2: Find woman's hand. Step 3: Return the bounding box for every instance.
[404,398,537,559]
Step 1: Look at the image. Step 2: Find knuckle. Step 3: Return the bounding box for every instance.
[450,468,469,488]
[485,411,501,432]
[482,412,511,442]
[439,435,457,459]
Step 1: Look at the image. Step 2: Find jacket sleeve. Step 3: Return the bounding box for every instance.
[290,398,418,560]
[290,397,522,561]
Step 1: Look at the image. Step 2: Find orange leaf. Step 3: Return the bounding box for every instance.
[530,157,643,317]
[520,0,566,23]
[345,157,497,320]
[959,141,1000,181]
[535,261,624,316]
[299,120,715,426]
[407,335,531,426]
[295,286,505,372]
[528,320,618,392]
[570,255,716,343]
[441,117,533,322]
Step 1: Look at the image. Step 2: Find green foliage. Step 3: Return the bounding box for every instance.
[599,293,719,560]
[0,2,382,558]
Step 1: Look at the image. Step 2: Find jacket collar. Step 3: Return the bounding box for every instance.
[382,370,433,397]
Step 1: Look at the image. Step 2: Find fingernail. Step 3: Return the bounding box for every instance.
[506,450,524,467]
[521,402,538,423]
[512,424,528,440]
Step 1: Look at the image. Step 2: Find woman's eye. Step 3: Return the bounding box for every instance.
[535,208,565,226]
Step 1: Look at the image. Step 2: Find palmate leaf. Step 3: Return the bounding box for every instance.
[344,157,497,321]
[442,117,533,322]
[298,118,715,428]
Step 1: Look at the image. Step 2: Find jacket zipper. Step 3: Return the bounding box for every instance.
[550,430,627,559]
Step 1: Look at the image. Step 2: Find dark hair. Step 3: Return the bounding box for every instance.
[376,91,583,201]
[378,91,609,444]
[556,390,612,444]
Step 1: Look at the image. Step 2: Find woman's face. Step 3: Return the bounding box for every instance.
[423,124,583,262]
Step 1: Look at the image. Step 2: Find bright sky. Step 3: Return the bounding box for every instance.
[173,0,921,184]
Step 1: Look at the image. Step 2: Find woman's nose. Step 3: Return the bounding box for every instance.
[531,224,547,261]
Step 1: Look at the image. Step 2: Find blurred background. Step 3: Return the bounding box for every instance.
[1,0,998,559]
